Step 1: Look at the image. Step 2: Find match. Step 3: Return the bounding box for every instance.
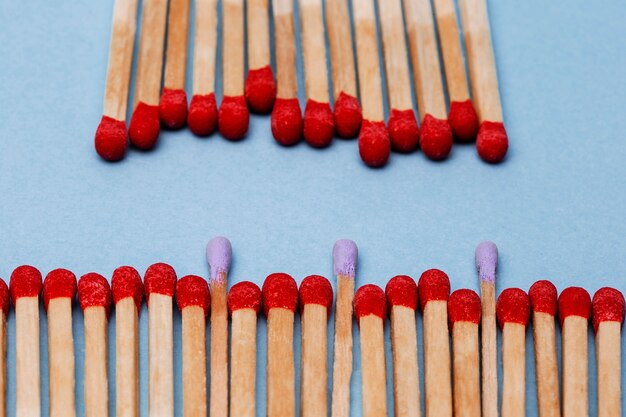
[245,0,276,113]
[0,279,7,417]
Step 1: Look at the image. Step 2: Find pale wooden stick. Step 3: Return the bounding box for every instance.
[222,0,245,96]
[163,0,190,90]
[301,304,328,417]
[193,0,217,95]
[247,0,271,71]
[299,0,330,102]
[230,309,258,417]
[210,277,228,417]
[273,0,298,99]
[331,275,355,417]
[0,311,5,417]
[359,314,387,417]
[116,297,139,417]
[149,293,174,416]
[182,306,207,417]
[533,312,560,417]
[15,297,40,417]
[562,316,588,417]
[390,305,420,417]
[596,321,621,417]
[48,298,76,417]
[325,0,357,99]
[501,323,526,417]
[422,301,452,417]
[451,322,480,417]
[480,281,498,417]
[84,307,109,417]
[267,308,296,417]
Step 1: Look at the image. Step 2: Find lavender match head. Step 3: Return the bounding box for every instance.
[206,236,232,283]
[476,241,498,284]
[333,239,358,278]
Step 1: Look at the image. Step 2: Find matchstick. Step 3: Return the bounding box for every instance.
[207,236,232,417]
[188,0,218,136]
[529,280,560,417]
[497,288,530,417]
[448,289,481,417]
[219,0,249,140]
[159,0,191,129]
[176,275,210,417]
[458,0,509,163]
[111,266,144,417]
[271,0,303,145]
[558,287,591,417]
[145,263,177,417]
[78,273,112,417]
[353,0,390,167]
[355,284,388,417]
[263,273,299,417]
[43,269,78,417]
[592,287,624,417]
[300,275,333,417]
[0,279,7,417]
[403,0,452,160]
[325,0,362,138]
[386,275,420,417]
[475,241,498,417]
[378,0,419,153]
[128,0,169,150]
[10,265,42,417]
[245,0,276,113]
[228,281,262,417]
[432,0,479,142]
[418,269,452,417]
[331,239,357,417]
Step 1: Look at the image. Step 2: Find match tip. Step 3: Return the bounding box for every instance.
[95,116,128,161]
[475,241,498,284]
[334,92,362,138]
[333,239,358,278]
[129,101,160,150]
[303,99,334,148]
[144,263,177,304]
[43,268,77,311]
[528,280,557,316]
[228,281,261,315]
[420,114,453,160]
[558,287,591,326]
[448,289,481,328]
[262,273,298,316]
[176,275,210,317]
[299,275,333,315]
[245,66,277,114]
[206,237,232,283]
[358,119,391,168]
[218,95,249,140]
[496,288,530,328]
[188,93,218,136]
[10,265,42,302]
[385,275,418,311]
[271,98,303,146]
[477,121,508,163]
[388,109,419,153]
[592,287,625,333]
[111,266,144,312]
[0,280,8,316]
[159,88,188,129]
[448,100,479,142]
[418,269,450,310]
[354,284,386,321]
[78,272,112,316]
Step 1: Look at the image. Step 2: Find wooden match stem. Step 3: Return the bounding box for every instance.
[596,321,621,417]
[359,314,388,417]
[15,296,40,417]
[390,305,420,417]
[193,0,218,95]
[301,304,328,417]
[0,312,5,417]
[532,312,560,417]
[230,308,258,417]
[247,0,271,71]
[149,294,174,417]
[163,0,190,90]
[562,316,588,417]
[422,300,452,417]
[480,281,498,417]
[331,275,355,417]
[210,276,228,417]
[181,306,207,417]
[267,308,296,417]
[272,0,298,99]
[501,323,526,417]
[299,0,330,102]
[451,322,480,417]
[325,0,357,99]
[84,307,109,417]
[48,298,76,417]
[223,0,245,96]
[115,297,139,417]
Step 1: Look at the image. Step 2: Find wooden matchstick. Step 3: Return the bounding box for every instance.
[43,269,78,417]
[145,263,177,417]
[128,0,169,150]
[458,0,509,163]
[176,275,210,417]
[529,280,560,417]
[78,273,112,417]
[228,281,262,417]
[300,275,333,417]
[111,266,144,417]
[207,236,232,417]
[10,265,43,417]
[448,289,481,417]
[245,0,276,113]
[263,273,299,417]
[592,287,625,417]
[331,239,357,417]
[497,288,530,417]
[558,287,591,417]
[386,275,420,417]
[403,0,453,160]
[0,279,8,417]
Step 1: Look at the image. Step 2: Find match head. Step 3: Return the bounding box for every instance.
[418,269,450,311]
[558,287,591,327]
[303,99,334,148]
[271,98,303,146]
[188,93,218,136]
[176,275,210,317]
[129,101,160,150]
[358,119,391,168]
[111,266,144,312]
[228,281,261,316]
[43,268,77,311]
[448,289,481,328]
[245,65,277,113]
[475,241,498,284]
[206,236,232,284]
[218,95,249,140]
[0,279,9,316]
[333,92,362,138]
[496,288,530,328]
[78,272,112,317]
[159,88,188,129]
[299,275,333,316]
[95,116,128,161]
[333,239,358,278]
[354,284,386,321]
[143,262,177,305]
[10,265,42,302]
[448,100,479,143]
[419,114,453,160]
[528,280,557,316]
[592,287,625,333]
[477,121,508,163]
[385,275,418,311]
[262,273,298,316]
[388,109,419,153]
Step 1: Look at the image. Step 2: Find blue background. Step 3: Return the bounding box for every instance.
[1,0,626,415]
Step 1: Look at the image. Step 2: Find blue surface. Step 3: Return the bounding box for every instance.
[2,0,626,415]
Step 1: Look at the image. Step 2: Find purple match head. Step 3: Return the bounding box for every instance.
[206,237,232,283]
[476,241,498,284]
[333,239,358,278]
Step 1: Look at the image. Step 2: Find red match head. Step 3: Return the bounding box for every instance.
[448,100,479,143]
[529,280,557,316]
[228,281,261,315]
[188,93,218,136]
[448,289,481,328]
[419,114,453,161]
[159,88,188,129]
[303,99,334,148]
[358,120,391,168]
[476,121,508,163]
[299,275,333,316]
[261,273,298,316]
[385,275,418,311]
[496,288,530,328]
[354,284,386,322]
[129,101,160,150]
[111,266,144,312]
[591,287,624,333]
[43,268,77,311]
[218,95,249,140]
[418,269,450,311]
[557,287,591,327]
[245,66,277,113]
[0,279,9,316]
[10,265,42,303]
[271,98,303,146]
[78,272,112,317]
[95,116,128,161]
[388,109,419,153]
[144,263,177,305]
[333,92,362,138]
[176,275,210,317]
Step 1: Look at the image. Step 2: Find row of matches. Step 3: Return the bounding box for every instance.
[94,0,509,167]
